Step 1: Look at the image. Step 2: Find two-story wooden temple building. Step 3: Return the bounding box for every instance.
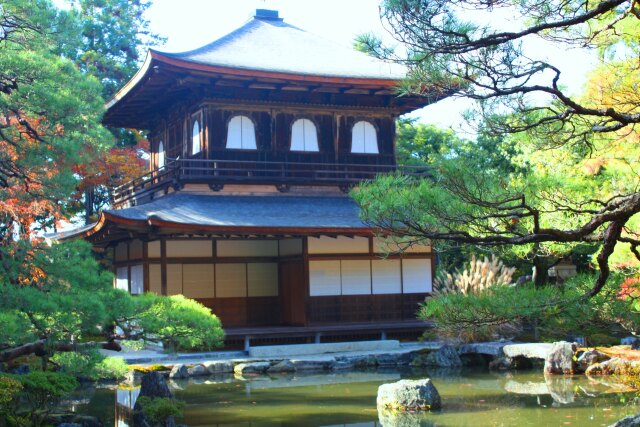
[61,9,446,345]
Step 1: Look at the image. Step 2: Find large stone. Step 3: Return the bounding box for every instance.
[375,353,400,367]
[576,349,610,373]
[458,342,506,357]
[289,357,335,371]
[234,362,271,375]
[168,364,188,379]
[267,360,295,374]
[133,372,175,427]
[187,364,208,377]
[610,413,640,427]
[247,340,400,358]
[377,379,441,411]
[503,343,553,360]
[424,345,462,368]
[544,341,577,375]
[204,360,233,374]
[584,357,640,376]
[339,354,377,368]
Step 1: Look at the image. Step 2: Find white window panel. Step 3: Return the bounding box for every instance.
[372,259,402,294]
[115,267,128,291]
[157,141,165,169]
[215,263,247,297]
[351,121,379,154]
[341,260,371,295]
[309,260,341,296]
[402,258,433,294]
[191,120,201,155]
[183,264,215,298]
[226,115,257,149]
[290,119,319,152]
[248,263,278,297]
[130,264,144,295]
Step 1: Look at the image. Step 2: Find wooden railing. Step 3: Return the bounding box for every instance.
[112,157,430,206]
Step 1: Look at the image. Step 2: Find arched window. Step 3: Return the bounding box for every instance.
[157,141,165,169]
[351,121,379,154]
[191,120,201,155]
[226,115,257,149]
[290,118,319,152]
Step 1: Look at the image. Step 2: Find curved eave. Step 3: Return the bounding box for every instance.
[104,50,404,114]
[150,51,402,87]
[62,211,375,242]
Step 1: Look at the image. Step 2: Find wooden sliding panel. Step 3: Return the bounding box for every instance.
[309,260,341,296]
[115,242,128,262]
[182,264,215,298]
[402,258,433,293]
[147,241,161,258]
[148,264,162,294]
[215,263,247,297]
[247,263,278,297]
[372,259,402,294]
[129,240,143,260]
[278,239,303,256]
[166,240,212,258]
[307,236,369,254]
[217,240,278,257]
[166,264,183,295]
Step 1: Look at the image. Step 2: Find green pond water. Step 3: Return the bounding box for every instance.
[73,367,640,426]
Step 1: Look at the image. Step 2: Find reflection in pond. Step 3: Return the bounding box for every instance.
[74,368,639,426]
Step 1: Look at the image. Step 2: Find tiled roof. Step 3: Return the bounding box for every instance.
[107,193,367,229]
[156,11,406,80]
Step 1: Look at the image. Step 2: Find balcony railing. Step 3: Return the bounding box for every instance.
[112,157,430,206]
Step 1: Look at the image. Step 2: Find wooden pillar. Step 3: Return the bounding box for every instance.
[160,239,167,295]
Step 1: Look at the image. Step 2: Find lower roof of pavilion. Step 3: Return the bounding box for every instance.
[56,193,376,247]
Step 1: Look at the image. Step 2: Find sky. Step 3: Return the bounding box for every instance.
[142,0,598,134]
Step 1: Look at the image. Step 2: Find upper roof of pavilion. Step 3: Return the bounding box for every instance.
[103,9,443,128]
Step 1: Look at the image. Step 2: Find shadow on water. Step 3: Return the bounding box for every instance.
[71,367,640,427]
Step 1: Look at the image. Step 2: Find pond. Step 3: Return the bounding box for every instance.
[71,367,639,426]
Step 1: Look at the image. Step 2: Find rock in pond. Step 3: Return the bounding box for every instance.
[187,364,208,377]
[610,413,640,427]
[133,371,175,427]
[424,345,462,368]
[169,364,189,379]
[544,341,578,375]
[377,379,442,411]
[234,362,271,375]
[289,357,335,371]
[204,360,233,374]
[267,360,295,374]
[576,349,610,372]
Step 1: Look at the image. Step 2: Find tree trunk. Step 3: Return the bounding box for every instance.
[84,188,95,225]
[0,339,122,364]
[532,256,550,287]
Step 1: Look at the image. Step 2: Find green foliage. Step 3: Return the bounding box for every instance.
[0,240,224,373]
[135,294,225,352]
[0,371,77,426]
[52,350,127,381]
[95,356,129,380]
[137,396,185,425]
[0,375,22,415]
[421,273,639,343]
